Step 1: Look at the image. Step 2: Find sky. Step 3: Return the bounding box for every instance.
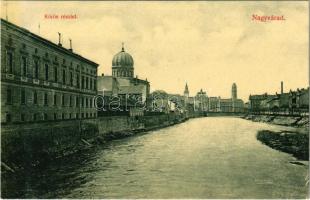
[1,1,309,101]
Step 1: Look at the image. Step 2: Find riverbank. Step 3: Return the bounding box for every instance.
[244,114,309,161]
[1,113,191,173]
[243,114,309,128]
[257,130,309,161]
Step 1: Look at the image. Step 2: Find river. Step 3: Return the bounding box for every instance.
[2,117,309,198]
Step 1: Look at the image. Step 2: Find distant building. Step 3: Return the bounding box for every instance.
[195,89,208,111]
[248,82,309,114]
[1,19,99,123]
[289,88,309,111]
[210,83,244,112]
[208,97,219,112]
[249,93,276,112]
[96,45,150,116]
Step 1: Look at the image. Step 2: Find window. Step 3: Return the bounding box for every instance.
[6,113,11,123]
[62,113,65,119]
[70,72,73,86]
[76,113,79,119]
[34,60,39,79]
[44,113,48,120]
[94,79,96,90]
[76,74,80,88]
[33,113,37,121]
[86,113,88,118]
[86,98,88,107]
[44,93,48,106]
[81,113,84,118]
[86,77,89,89]
[6,88,12,104]
[69,113,72,119]
[62,94,65,106]
[90,78,93,90]
[21,56,27,76]
[70,95,72,107]
[54,113,57,120]
[76,97,79,107]
[54,67,58,82]
[63,69,66,84]
[90,98,93,108]
[21,114,25,122]
[33,91,37,105]
[54,94,57,105]
[45,64,49,80]
[7,52,13,74]
[81,97,84,107]
[21,89,26,105]
[81,76,84,89]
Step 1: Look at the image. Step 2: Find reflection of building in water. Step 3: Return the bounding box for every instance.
[97,44,150,116]
[1,19,99,123]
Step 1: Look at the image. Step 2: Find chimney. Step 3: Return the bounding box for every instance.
[69,38,73,51]
[58,32,62,47]
[281,81,283,94]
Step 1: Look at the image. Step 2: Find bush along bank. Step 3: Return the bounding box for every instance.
[257,130,309,161]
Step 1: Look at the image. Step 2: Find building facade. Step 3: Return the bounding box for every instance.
[97,45,150,116]
[1,19,99,123]
[248,82,309,114]
[209,83,244,113]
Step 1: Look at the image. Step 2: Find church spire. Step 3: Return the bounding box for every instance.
[184,82,189,97]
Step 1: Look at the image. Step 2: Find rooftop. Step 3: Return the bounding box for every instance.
[1,18,99,67]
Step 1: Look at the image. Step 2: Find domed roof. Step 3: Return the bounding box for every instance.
[112,45,134,68]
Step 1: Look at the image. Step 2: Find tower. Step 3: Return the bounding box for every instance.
[232,83,237,100]
[231,83,237,112]
[281,81,284,94]
[184,82,189,98]
[112,43,134,78]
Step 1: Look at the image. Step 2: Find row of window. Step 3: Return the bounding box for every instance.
[6,88,95,108]
[5,112,96,123]
[7,40,97,75]
[6,52,97,90]
[113,69,133,77]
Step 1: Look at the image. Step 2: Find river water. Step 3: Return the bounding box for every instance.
[2,117,309,198]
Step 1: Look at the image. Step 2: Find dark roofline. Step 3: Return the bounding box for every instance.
[1,18,99,67]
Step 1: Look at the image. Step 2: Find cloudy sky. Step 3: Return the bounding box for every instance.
[2,1,308,101]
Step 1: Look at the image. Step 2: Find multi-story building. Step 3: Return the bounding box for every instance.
[1,19,99,123]
[195,89,208,112]
[97,44,150,116]
[208,83,245,113]
[208,97,219,112]
[248,82,309,114]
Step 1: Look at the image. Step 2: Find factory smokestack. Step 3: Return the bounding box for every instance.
[281,81,283,94]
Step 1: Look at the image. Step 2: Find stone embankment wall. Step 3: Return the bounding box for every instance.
[243,114,309,127]
[1,113,188,171]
